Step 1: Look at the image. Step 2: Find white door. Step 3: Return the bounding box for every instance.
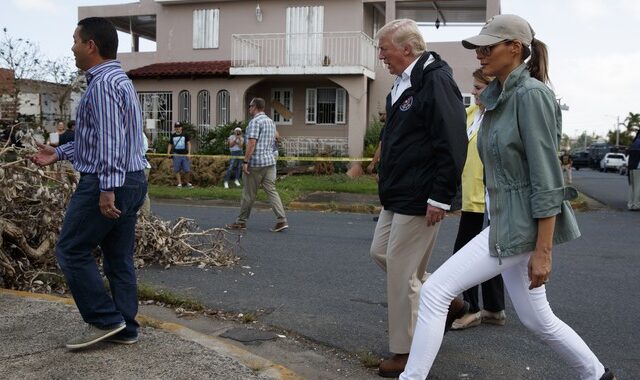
[286,6,324,66]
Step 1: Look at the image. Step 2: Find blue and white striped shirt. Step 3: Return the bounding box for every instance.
[246,112,277,167]
[55,60,147,191]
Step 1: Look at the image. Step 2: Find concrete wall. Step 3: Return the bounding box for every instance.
[81,0,365,70]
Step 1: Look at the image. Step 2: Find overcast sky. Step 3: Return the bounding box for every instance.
[2,0,639,137]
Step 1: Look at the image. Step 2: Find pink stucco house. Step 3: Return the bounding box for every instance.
[79,0,500,156]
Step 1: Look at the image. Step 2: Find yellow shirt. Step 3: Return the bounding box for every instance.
[462,104,485,213]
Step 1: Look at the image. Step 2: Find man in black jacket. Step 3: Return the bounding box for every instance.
[369,19,468,377]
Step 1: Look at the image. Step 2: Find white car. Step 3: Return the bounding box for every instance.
[600,153,627,172]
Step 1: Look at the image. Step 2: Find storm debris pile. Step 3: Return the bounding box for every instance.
[0,129,240,293]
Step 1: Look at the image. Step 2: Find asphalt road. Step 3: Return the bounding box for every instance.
[571,167,634,211]
[144,200,639,379]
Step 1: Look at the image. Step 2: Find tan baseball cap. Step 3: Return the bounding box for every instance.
[462,14,535,49]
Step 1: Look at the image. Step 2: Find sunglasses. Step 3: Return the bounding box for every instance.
[475,40,513,57]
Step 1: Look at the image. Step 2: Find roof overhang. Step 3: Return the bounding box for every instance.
[398,0,488,24]
[107,15,157,41]
[127,61,231,79]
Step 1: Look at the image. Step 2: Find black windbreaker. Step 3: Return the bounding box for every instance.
[378,52,467,215]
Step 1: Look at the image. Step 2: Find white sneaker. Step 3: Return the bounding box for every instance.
[234,179,241,187]
[186,183,193,188]
[223,181,229,189]
[177,184,182,188]
[451,311,481,330]
[481,310,506,326]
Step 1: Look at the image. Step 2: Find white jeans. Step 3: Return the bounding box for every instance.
[400,227,605,380]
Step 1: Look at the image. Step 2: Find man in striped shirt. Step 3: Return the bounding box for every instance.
[31,17,147,350]
[227,98,288,232]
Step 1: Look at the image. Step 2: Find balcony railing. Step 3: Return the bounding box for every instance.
[280,136,349,157]
[231,32,376,77]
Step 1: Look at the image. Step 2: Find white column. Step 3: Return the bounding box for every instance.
[329,76,368,158]
[385,0,396,23]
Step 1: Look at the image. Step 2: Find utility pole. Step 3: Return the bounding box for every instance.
[616,115,620,147]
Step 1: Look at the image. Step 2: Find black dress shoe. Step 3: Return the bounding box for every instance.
[378,353,408,378]
[600,368,616,380]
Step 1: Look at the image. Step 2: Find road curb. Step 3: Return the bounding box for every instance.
[0,288,301,380]
[288,201,381,213]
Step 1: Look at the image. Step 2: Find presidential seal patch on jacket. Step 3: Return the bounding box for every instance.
[400,96,413,111]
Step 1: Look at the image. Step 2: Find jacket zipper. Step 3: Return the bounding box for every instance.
[489,116,502,265]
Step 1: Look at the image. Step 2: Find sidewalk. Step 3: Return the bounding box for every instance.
[153,191,382,214]
[0,289,299,380]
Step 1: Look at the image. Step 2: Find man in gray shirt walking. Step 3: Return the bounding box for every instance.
[227,98,288,232]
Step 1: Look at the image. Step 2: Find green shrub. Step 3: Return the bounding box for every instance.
[152,135,170,154]
[364,119,384,153]
[179,122,198,140]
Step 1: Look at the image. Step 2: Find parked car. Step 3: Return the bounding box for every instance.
[571,151,590,170]
[600,153,627,172]
[618,155,629,175]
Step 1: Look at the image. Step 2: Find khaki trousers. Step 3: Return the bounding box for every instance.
[236,165,286,223]
[370,209,440,353]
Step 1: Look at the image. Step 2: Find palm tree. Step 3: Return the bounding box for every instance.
[625,112,640,134]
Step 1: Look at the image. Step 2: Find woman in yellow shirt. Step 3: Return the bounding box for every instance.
[450,68,506,330]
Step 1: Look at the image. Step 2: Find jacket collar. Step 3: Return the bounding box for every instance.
[480,62,530,111]
[409,51,443,90]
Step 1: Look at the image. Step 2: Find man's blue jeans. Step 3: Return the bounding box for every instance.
[224,150,243,182]
[55,170,147,337]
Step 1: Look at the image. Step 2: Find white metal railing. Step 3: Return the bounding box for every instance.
[280,136,349,157]
[232,32,376,71]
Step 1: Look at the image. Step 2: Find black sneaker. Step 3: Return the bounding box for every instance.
[105,332,139,345]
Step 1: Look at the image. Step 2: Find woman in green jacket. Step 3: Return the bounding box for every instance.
[399,15,615,380]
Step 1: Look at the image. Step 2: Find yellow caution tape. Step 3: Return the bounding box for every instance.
[146,153,373,162]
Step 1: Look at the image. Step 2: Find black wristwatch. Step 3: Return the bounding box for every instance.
[243,160,249,164]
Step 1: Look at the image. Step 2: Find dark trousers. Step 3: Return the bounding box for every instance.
[56,171,147,337]
[453,211,505,313]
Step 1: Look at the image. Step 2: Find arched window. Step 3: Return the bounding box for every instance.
[216,90,230,125]
[178,90,191,123]
[197,90,210,130]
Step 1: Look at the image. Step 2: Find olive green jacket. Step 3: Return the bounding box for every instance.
[478,63,580,259]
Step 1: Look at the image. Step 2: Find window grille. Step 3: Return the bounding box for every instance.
[178,90,191,123]
[138,92,173,138]
[272,88,292,124]
[305,88,346,125]
[197,90,211,135]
